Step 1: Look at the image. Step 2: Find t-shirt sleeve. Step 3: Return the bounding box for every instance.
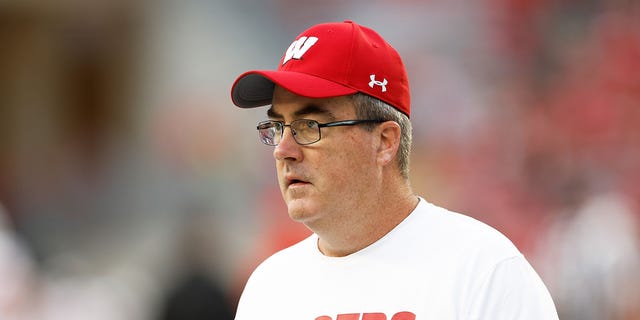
[464,255,559,319]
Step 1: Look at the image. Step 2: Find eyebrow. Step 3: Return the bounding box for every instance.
[267,103,337,121]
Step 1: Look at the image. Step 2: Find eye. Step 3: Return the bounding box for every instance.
[304,120,317,128]
[291,119,319,136]
[257,121,275,130]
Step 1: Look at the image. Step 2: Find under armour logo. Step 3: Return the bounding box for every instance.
[282,36,318,65]
[369,74,388,92]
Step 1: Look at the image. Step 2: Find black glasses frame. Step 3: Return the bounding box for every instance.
[256,119,386,146]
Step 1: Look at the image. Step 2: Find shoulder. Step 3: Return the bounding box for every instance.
[406,199,522,260]
[387,198,530,290]
[245,234,316,283]
[412,200,557,317]
[234,235,316,319]
[236,235,315,310]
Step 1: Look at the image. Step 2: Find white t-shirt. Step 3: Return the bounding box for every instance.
[235,198,558,320]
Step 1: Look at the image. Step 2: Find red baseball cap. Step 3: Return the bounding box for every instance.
[230,20,411,117]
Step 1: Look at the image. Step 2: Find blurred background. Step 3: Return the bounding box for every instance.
[1,0,639,319]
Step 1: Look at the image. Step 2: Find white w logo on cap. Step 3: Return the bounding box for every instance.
[282,36,318,65]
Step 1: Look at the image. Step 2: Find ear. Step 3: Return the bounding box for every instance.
[376,121,401,167]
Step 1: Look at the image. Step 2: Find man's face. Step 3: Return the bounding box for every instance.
[269,86,379,227]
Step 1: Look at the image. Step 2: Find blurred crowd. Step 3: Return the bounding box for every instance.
[1,0,639,319]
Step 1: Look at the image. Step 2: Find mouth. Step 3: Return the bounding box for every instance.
[286,176,311,188]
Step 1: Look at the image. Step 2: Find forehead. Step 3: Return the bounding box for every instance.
[269,86,355,120]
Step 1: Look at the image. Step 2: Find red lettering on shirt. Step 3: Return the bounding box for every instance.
[315,311,416,320]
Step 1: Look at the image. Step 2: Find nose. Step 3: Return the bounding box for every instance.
[273,126,303,161]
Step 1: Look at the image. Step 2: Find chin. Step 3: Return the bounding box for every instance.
[286,198,319,223]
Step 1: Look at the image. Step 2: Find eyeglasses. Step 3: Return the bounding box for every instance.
[256,119,385,146]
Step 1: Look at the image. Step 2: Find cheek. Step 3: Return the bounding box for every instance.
[319,139,376,190]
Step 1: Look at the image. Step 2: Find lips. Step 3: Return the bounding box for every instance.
[285,175,310,187]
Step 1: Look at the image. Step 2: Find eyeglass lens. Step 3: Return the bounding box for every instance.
[257,120,321,146]
[291,120,320,144]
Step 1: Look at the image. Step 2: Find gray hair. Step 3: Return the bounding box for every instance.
[350,93,412,179]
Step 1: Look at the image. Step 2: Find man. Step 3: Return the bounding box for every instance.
[230,21,558,319]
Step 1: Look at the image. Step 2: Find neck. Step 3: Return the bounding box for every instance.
[313,178,418,257]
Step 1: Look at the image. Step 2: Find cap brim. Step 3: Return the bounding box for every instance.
[231,70,358,108]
